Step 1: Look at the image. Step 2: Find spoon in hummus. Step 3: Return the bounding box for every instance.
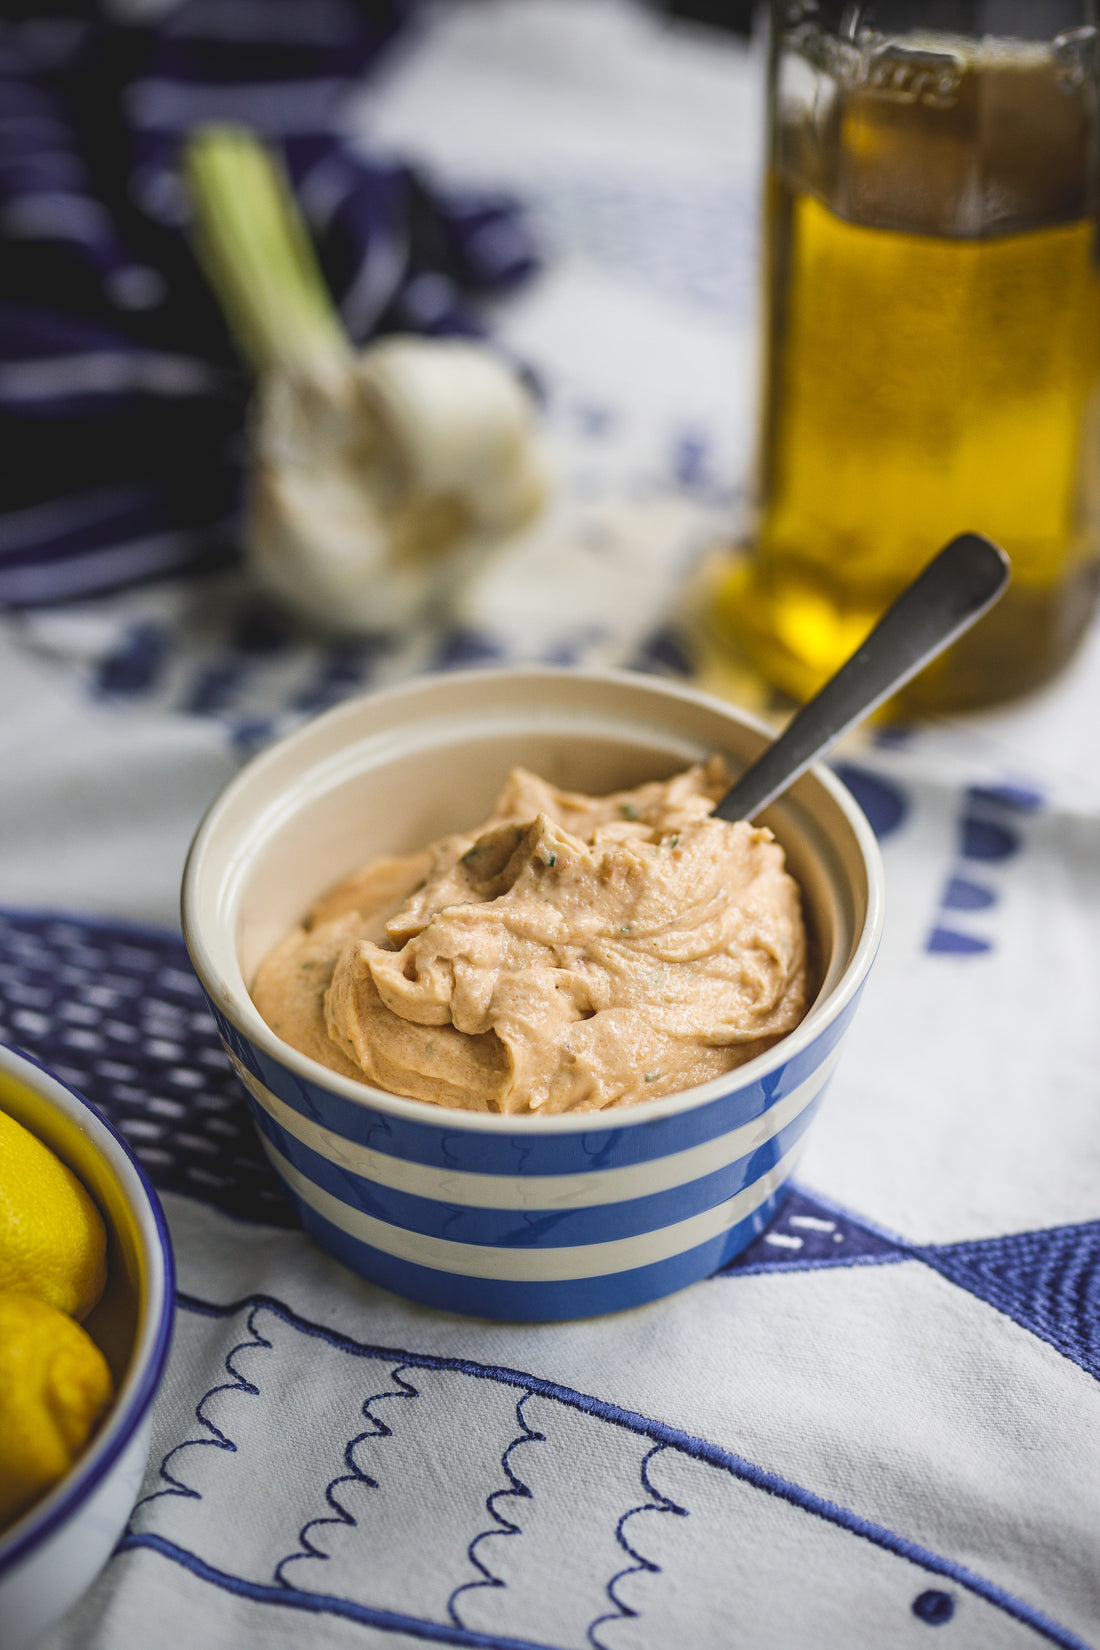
[713,532,1010,823]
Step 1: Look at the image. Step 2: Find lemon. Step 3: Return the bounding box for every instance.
[0,1108,108,1321]
[0,1291,114,1530]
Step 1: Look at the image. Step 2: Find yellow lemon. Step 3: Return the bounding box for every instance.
[0,1291,114,1530]
[0,1108,108,1321]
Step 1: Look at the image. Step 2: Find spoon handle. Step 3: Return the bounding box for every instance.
[712,532,1010,823]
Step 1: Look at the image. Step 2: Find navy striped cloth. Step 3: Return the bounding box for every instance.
[0,2,538,608]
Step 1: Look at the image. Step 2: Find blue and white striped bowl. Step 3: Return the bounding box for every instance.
[182,668,883,1320]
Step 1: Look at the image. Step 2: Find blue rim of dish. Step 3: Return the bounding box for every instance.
[0,1043,176,1579]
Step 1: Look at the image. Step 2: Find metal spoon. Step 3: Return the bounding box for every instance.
[713,532,1010,823]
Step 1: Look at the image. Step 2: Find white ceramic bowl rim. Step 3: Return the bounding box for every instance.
[183,667,886,1134]
[0,1043,176,1578]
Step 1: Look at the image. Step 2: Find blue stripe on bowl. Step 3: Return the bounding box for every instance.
[263,1132,802,1284]
[232,1048,836,1211]
[246,1085,827,1248]
[207,992,859,1176]
[289,1188,790,1319]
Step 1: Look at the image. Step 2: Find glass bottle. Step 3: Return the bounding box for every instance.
[712,0,1100,712]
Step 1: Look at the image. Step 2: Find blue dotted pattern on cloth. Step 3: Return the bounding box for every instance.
[926,783,1043,956]
[791,762,1047,964]
[0,908,293,1226]
[91,600,409,760]
[85,597,701,761]
[831,764,909,841]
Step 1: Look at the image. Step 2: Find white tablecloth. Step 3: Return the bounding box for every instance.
[3,5,1100,1647]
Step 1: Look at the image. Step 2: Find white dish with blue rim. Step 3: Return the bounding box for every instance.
[0,1043,175,1650]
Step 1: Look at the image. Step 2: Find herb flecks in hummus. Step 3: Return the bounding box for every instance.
[251,761,808,1114]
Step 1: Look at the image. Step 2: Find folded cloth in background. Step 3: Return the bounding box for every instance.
[0,1,539,608]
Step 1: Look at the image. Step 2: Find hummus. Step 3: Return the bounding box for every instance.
[251,761,809,1114]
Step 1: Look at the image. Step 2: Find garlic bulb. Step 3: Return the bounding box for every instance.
[184,128,546,632]
[246,337,545,630]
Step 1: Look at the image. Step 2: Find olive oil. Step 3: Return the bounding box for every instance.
[717,28,1100,711]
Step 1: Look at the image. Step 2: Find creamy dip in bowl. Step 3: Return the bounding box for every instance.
[182,667,883,1320]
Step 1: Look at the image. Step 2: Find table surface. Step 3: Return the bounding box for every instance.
[3,5,1100,1649]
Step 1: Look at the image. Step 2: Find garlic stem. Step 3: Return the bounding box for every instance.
[183,125,350,384]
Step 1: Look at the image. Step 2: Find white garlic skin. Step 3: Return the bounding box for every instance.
[244,335,547,633]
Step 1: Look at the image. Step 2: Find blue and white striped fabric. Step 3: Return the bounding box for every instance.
[0,0,537,608]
